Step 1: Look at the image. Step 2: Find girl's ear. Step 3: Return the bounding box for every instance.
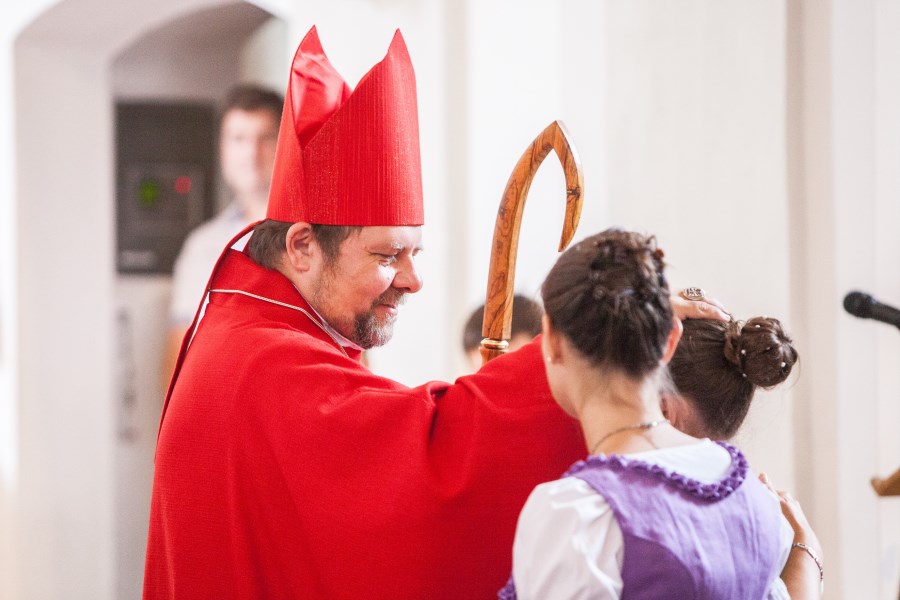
[661,315,683,365]
[541,314,563,364]
[662,392,708,439]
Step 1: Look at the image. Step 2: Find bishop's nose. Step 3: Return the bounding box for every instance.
[394,258,423,294]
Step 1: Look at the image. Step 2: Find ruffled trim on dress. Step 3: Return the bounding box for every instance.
[565,441,748,501]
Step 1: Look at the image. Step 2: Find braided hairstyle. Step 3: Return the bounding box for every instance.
[669,317,798,439]
[541,228,673,377]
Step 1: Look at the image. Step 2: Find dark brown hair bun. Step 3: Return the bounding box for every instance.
[670,316,799,440]
[723,317,797,388]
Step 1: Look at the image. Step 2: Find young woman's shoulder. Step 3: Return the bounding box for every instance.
[513,476,623,599]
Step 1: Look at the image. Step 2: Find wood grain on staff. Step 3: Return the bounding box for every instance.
[480,120,584,365]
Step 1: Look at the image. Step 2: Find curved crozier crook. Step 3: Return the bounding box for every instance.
[480,120,584,365]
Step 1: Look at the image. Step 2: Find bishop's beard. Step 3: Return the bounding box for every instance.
[310,269,406,350]
[352,288,406,349]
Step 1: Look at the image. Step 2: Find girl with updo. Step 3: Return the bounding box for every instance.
[664,316,823,597]
[665,316,797,440]
[501,228,804,599]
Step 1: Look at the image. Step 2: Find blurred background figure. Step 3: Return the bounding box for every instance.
[462,294,543,372]
[163,84,282,383]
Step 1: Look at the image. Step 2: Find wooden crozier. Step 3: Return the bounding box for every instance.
[480,120,584,365]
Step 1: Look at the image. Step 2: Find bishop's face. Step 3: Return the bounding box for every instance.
[310,226,424,349]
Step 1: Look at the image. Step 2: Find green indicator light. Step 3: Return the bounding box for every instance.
[138,179,161,207]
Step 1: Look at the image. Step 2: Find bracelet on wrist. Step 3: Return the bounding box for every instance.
[791,542,824,592]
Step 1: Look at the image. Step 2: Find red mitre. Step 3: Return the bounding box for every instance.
[266,26,424,226]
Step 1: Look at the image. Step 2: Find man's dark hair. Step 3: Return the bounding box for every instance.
[220,84,283,123]
[247,219,360,270]
[462,295,544,353]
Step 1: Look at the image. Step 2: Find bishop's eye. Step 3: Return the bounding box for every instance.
[374,253,398,265]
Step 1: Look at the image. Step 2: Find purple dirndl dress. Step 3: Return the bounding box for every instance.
[500,443,783,599]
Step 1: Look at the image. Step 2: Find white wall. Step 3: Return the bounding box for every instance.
[240,17,289,90]
[874,0,900,592]
[0,4,60,597]
[789,0,900,596]
[14,39,117,600]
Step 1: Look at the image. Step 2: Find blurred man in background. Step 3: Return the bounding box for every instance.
[162,84,282,382]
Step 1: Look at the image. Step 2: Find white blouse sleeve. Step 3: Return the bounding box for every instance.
[765,513,798,600]
[511,476,624,600]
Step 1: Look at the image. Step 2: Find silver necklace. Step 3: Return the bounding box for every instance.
[589,419,670,455]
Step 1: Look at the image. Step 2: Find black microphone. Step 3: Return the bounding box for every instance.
[843,291,900,329]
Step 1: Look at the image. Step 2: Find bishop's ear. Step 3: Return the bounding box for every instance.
[284,222,317,273]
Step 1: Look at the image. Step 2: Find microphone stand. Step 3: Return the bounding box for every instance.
[844,293,900,496]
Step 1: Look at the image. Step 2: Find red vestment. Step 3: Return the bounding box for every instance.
[143,249,584,599]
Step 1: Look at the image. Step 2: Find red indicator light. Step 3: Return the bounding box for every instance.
[174,175,192,195]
